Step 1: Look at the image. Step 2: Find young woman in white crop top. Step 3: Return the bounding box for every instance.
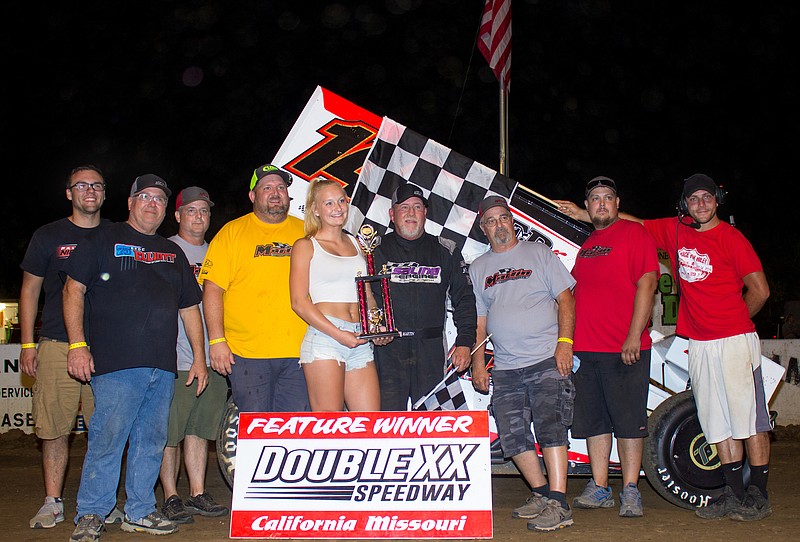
[289,178,389,411]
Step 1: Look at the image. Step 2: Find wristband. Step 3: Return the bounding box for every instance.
[557,337,574,345]
[68,341,88,350]
[208,337,227,346]
[21,343,37,349]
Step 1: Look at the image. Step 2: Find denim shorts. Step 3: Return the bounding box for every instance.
[300,315,374,371]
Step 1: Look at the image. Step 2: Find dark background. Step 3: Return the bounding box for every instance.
[2,0,798,335]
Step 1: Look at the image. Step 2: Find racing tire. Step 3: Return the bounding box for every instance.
[216,400,240,489]
[643,390,749,510]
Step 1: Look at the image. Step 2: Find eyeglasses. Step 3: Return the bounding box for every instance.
[133,193,168,206]
[69,182,106,192]
[182,207,210,216]
[482,213,513,227]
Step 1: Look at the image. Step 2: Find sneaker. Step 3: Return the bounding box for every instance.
[184,492,229,517]
[619,483,643,518]
[161,495,194,524]
[573,479,615,509]
[105,506,124,525]
[30,496,64,529]
[511,491,548,519]
[120,510,179,535]
[695,486,744,519]
[527,498,574,532]
[70,514,105,542]
[729,486,772,521]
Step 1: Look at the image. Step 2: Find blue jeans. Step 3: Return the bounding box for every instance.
[75,368,174,522]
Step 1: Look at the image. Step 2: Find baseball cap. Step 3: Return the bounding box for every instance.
[585,176,617,198]
[478,195,511,217]
[175,186,214,211]
[130,174,172,197]
[250,164,292,190]
[682,173,718,198]
[391,183,428,206]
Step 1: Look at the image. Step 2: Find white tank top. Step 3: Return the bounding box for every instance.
[308,235,367,303]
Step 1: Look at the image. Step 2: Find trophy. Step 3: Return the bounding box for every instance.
[354,224,406,339]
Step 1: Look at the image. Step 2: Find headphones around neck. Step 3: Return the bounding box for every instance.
[676,185,727,216]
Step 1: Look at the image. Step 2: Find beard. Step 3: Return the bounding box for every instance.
[591,215,616,229]
[258,199,289,219]
[490,225,514,245]
[395,220,424,240]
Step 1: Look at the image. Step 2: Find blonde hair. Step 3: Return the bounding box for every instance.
[304,178,346,237]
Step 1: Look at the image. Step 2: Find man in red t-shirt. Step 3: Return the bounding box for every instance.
[568,177,658,518]
[556,173,772,522]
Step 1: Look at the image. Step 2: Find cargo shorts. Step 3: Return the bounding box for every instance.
[491,358,575,457]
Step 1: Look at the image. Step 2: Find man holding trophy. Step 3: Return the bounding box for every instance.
[371,183,477,412]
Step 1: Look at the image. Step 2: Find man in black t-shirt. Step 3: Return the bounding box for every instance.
[20,165,108,529]
[63,174,206,542]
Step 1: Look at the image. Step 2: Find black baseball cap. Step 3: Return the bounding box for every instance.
[391,183,428,206]
[585,176,617,198]
[130,174,171,197]
[682,173,718,198]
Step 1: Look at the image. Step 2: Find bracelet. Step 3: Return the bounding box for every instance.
[557,337,574,345]
[68,341,88,350]
[20,343,37,349]
[208,337,227,346]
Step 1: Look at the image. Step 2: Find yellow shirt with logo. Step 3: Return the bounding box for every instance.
[199,213,307,358]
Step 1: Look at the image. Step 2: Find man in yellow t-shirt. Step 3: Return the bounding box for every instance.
[199,164,309,412]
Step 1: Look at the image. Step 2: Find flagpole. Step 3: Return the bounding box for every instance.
[499,85,509,175]
[478,0,512,176]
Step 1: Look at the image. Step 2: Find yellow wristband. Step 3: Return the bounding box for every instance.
[68,341,88,350]
[20,343,37,349]
[557,337,574,345]
[208,337,227,346]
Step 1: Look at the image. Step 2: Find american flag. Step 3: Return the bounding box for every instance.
[478,0,512,92]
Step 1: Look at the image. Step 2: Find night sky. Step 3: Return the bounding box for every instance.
[3,0,799,330]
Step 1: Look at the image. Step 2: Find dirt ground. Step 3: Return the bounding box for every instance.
[2,427,799,542]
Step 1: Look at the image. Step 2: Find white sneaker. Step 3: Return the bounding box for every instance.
[30,497,65,529]
[105,505,125,525]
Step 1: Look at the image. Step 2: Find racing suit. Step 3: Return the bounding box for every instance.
[371,232,477,411]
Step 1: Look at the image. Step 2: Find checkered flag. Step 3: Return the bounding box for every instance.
[414,368,468,412]
[413,334,494,412]
[346,118,517,263]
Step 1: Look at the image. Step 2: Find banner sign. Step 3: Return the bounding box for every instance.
[0,344,88,434]
[230,410,492,539]
[0,344,34,433]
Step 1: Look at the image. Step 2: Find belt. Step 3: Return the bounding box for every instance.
[400,326,443,339]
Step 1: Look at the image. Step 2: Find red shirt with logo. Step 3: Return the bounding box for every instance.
[573,219,659,352]
[643,217,762,341]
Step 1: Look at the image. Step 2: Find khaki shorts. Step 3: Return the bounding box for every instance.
[166,368,229,446]
[688,332,771,443]
[31,340,94,439]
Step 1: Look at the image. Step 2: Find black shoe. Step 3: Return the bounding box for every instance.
[695,486,744,519]
[162,495,194,524]
[184,492,230,517]
[729,486,772,521]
